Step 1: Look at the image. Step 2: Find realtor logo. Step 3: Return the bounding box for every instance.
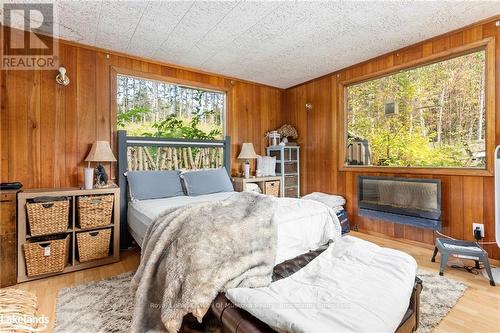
[1,2,59,70]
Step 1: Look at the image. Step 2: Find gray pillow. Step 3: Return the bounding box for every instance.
[181,168,234,196]
[127,171,184,200]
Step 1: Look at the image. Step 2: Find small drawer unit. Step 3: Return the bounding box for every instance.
[284,162,297,174]
[77,228,112,262]
[23,235,70,277]
[285,187,298,198]
[266,145,300,198]
[284,175,298,187]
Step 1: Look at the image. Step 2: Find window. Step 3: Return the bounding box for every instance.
[116,74,225,139]
[344,49,486,168]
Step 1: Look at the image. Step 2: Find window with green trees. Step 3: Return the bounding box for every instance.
[345,49,486,168]
[116,74,225,140]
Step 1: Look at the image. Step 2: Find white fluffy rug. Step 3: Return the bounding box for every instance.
[54,269,467,333]
[416,269,467,333]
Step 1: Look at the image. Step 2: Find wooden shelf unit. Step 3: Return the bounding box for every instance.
[17,187,120,283]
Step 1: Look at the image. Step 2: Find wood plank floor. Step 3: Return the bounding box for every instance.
[5,232,500,332]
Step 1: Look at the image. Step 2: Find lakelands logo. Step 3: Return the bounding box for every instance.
[1,2,59,70]
[0,314,49,331]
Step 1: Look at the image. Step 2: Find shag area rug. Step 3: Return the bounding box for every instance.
[55,269,467,333]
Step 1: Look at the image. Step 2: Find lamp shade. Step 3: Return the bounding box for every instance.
[238,143,258,160]
[85,141,116,162]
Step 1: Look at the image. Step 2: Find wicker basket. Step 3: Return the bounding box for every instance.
[284,162,298,174]
[285,187,298,198]
[78,195,113,228]
[284,175,298,187]
[26,199,70,236]
[23,236,69,277]
[77,228,111,262]
[265,181,280,197]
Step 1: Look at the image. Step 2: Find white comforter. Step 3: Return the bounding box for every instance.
[272,196,340,264]
[130,192,341,265]
[226,236,417,333]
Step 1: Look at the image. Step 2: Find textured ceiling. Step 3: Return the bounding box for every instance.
[3,1,500,88]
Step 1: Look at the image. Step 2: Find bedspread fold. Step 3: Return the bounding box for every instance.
[130,192,277,333]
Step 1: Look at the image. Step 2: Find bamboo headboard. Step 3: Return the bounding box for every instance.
[117,130,231,247]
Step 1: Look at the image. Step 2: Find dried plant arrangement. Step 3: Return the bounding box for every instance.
[276,124,298,140]
[265,124,299,146]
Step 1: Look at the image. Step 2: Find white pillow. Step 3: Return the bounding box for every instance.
[256,156,276,177]
[244,183,262,193]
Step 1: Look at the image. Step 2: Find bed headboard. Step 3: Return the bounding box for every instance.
[117,130,231,247]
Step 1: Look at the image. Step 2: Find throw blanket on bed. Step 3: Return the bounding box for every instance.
[130,192,277,333]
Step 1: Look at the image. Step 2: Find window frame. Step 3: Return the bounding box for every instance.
[338,38,495,176]
[111,67,230,139]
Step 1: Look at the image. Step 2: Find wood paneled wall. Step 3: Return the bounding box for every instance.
[0,27,283,188]
[3,18,500,260]
[284,17,500,259]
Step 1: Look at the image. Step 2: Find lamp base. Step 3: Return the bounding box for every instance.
[94,182,117,189]
[243,162,250,179]
[482,267,500,286]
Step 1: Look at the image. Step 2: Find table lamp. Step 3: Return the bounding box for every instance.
[238,143,258,178]
[84,141,117,189]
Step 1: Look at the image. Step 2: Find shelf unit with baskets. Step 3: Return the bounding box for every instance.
[17,187,120,283]
[266,145,300,198]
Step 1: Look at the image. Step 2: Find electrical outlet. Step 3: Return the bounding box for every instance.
[472,223,485,238]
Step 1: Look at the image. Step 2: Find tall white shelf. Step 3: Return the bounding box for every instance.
[266,145,300,198]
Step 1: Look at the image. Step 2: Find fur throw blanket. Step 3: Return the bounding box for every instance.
[130,192,277,333]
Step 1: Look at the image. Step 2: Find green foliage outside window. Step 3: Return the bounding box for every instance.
[116,75,224,140]
[346,50,486,168]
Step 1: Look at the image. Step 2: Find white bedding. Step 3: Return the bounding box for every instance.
[128,192,341,264]
[226,235,417,333]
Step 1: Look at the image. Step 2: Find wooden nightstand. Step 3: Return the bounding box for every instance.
[232,176,282,197]
[17,187,120,282]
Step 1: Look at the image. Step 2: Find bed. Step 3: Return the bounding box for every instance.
[117,130,422,333]
[127,192,339,265]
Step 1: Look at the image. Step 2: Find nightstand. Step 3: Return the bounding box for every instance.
[232,176,282,197]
